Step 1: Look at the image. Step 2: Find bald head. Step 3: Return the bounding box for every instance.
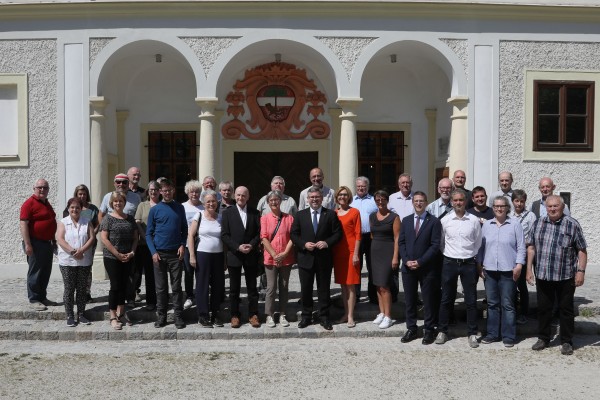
[235,186,249,208]
[538,177,556,199]
[452,170,466,189]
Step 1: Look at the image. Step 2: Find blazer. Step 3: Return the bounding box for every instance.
[399,211,442,272]
[290,207,342,270]
[221,205,261,267]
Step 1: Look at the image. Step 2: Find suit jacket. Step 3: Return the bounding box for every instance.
[221,205,261,267]
[290,207,342,270]
[399,211,442,272]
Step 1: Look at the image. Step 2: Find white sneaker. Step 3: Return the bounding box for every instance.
[373,313,384,324]
[280,315,290,327]
[183,299,193,310]
[378,316,392,329]
[266,315,276,328]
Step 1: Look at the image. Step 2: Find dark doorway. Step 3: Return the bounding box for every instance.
[148,131,197,202]
[357,130,405,194]
[234,151,319,209]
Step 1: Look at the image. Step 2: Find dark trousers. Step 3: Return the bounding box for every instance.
[104,257,132,310]
[228,263,259,318]
[194,251,225,318]
[438,257,478,335]
[132,245,156,305]
[59,265,91,318]
[536,278,576,344]
[183,247,195,300]
[299,263,333,320]
[24,239,54,302]
[516,267,529,316]
[154,250,184,318]
[402,265,440,332]
[355,233,376,302]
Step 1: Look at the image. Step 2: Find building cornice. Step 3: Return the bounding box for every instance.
[1,1,600,23]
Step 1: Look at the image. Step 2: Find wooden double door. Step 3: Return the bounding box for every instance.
[234,151,318,209]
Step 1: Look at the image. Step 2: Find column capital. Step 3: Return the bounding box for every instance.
[90,96,108,119]
[447,96,469,120]
[424,108,437,120]
[116,109,130,122]
[196,97,219,118]
[336,97,363,116]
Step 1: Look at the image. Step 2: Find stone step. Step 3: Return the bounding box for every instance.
[5,316,597,341]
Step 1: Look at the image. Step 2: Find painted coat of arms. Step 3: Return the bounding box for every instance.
[221,62,330,140]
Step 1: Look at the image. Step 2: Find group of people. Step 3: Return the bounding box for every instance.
[19,167,587,355]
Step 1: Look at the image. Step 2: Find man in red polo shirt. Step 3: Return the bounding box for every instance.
[20,179,57,311]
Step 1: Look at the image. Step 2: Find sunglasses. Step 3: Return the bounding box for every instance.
[115,180,129,184]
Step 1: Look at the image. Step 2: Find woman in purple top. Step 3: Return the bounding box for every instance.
[477,195,526,347]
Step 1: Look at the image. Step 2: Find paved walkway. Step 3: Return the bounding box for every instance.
[0,262,598,340]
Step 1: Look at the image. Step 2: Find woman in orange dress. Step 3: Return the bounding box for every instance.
[333,186,362,328]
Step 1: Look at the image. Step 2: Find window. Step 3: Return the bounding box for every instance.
[357,130,405,194]
[534,80,594,152]
[0,73,28,166]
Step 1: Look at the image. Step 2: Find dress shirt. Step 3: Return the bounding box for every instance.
[426,198,452,219]
[298,186,335,210]
[510,210,537,240]
[389,191,414,219]
[310,207,323,224]
[527,215,587,281]
[477,217,526,271]
[414,212,425,230]
[441,211,482,259]
[256,194,298,216]
[237,204,248,228]
[353,194,378,233]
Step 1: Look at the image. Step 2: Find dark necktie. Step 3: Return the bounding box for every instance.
[415,216,421,235]
[312,210,318,234]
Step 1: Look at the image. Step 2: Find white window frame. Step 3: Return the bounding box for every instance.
[525,70,600,162]
[0,73,28,166]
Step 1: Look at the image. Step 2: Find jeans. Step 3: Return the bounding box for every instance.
[536,278,576,344]
[154,250,184,318]
[194,251,225,318]
[24,239,54,302]
[484,270,516,342]
[132,245,157,305]
[438,257,478,335]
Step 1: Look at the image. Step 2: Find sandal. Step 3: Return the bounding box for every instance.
[110,317,122,330]
[117,313,133,326]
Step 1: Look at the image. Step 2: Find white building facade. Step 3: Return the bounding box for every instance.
[1,0,598,266]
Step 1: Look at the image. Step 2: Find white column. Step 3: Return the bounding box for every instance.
[196,97,219,180]
[89,96,108,280]
[336,98,362,189]
[447,96,469,177]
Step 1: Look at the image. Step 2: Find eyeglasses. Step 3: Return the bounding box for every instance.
[493,205,508,209]
[115,180,129,184]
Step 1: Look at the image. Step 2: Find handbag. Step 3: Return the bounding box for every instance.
[257,214,283,269]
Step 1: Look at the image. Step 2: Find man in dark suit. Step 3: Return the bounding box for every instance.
[291,186,342,330]
[399,191,442,344]
[221,186,262,328]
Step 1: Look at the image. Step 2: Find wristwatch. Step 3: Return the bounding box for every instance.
[577,269,586,273]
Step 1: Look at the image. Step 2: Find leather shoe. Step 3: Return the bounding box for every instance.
[154,317,167,328]
[298,318,311,329]
[249,314,261,328]
[532,339,549,351]
[422,331,436,345]
[320,319,333,331]
[231,316,241,328]
[174,317,186,329]
[401,329,418,343]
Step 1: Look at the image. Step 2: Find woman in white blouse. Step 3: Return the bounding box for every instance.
[56,197,95,327]
[188,189,225,328]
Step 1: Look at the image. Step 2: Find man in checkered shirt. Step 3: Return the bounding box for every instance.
[526,195,587,355]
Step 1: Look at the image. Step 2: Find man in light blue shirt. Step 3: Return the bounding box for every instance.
[353,176,378,303]
[425,178,453,218]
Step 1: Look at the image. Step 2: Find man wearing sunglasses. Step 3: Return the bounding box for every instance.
[98,173,142,223]
[20,179,57,311]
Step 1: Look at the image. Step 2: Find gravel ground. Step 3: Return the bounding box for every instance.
[1,336,600,399]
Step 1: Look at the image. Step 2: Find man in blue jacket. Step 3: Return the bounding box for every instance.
[146,179,188,329]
